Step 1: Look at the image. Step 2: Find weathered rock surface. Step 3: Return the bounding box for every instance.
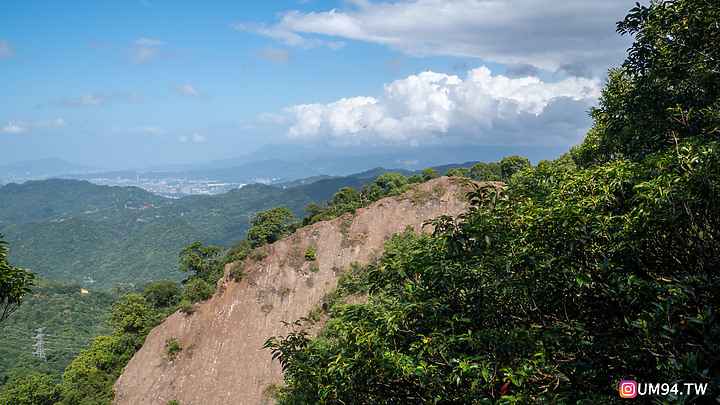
[113,177,474,405]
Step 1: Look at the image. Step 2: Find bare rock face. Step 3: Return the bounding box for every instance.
[114,177,475,405]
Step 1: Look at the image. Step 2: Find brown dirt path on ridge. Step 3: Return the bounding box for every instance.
[114,177,479,405]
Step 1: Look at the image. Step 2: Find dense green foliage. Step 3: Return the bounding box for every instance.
[59,282,183,404]
[0,233,35,323]
[0,277,186,404]
[265,1,720,403]
[302,172,431,227]
[0,373,60,405]
[574,0,719,166]
[268,143,720,404]
[469,162,501,182]
[0,280,127,390]
[247,206,297,248]
[178,241,225,282]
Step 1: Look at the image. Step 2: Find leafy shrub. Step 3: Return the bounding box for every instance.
[304,245,316,261]
[0,373,60,405]
[144,280,181,309]
[164,335,182,361]
[250,249,268,262]
[178,299,194,315]
[182,278,214,303]
[227,263,244,282]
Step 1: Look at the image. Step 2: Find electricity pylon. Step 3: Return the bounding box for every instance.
[32,327,47,361]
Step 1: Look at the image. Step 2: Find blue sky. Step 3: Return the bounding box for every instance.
[1,0,642,169]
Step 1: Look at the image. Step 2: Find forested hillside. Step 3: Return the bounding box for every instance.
[0,179,168,225]
[0,279,131,388]
[0,177,364,288]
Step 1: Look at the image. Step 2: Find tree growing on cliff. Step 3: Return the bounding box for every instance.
[246,206,296,248]
[0,233,35,323]
[178,241,225,283]
[470,162,501,181]
[499,155,532,181]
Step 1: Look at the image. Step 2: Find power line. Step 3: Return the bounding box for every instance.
[1,327,97,344]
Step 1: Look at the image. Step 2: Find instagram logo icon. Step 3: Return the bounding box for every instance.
[619,380,637,398]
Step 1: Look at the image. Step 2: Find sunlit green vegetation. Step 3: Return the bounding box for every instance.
[0,280,130,388]
[264,1,720,403]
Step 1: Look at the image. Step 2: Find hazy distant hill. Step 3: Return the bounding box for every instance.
[0,157,100,179]
[3,144,563,186]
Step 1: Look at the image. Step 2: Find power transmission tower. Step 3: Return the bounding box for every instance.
[32,327,47,361]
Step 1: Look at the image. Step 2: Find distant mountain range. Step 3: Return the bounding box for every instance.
[1,144,568,185]
[0,157,102,179]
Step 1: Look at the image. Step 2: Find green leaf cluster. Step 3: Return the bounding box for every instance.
[0,233,35,323]
[574,0,720,166]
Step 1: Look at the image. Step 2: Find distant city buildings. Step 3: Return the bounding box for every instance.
[0,174,246,197]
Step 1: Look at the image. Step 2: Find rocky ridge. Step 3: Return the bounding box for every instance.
[114,177,476,404]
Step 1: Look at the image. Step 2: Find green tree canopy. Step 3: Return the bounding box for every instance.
[106,294,159,339]
[499,155,532,181]
[0,373,60,405]
[372,172,408,191]
[444,167,470,177]
[469,161,501,182]
[246,206,296,248]
[574,0,720,166]
[331,187,361,212]
[178,241,225,281]
[0,233,35,323]
[143,280,181,309]
[421,168,440,181]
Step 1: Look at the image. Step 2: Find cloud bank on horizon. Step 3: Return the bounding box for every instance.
[263,67,600,147]
[240,0,629,148]
[0,0,642,167]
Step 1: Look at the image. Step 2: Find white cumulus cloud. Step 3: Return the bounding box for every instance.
[263,67,600,147]
[111,126,164,134]
[53,92,142,108]
[1,118,67,133]
[172,84,209,99]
